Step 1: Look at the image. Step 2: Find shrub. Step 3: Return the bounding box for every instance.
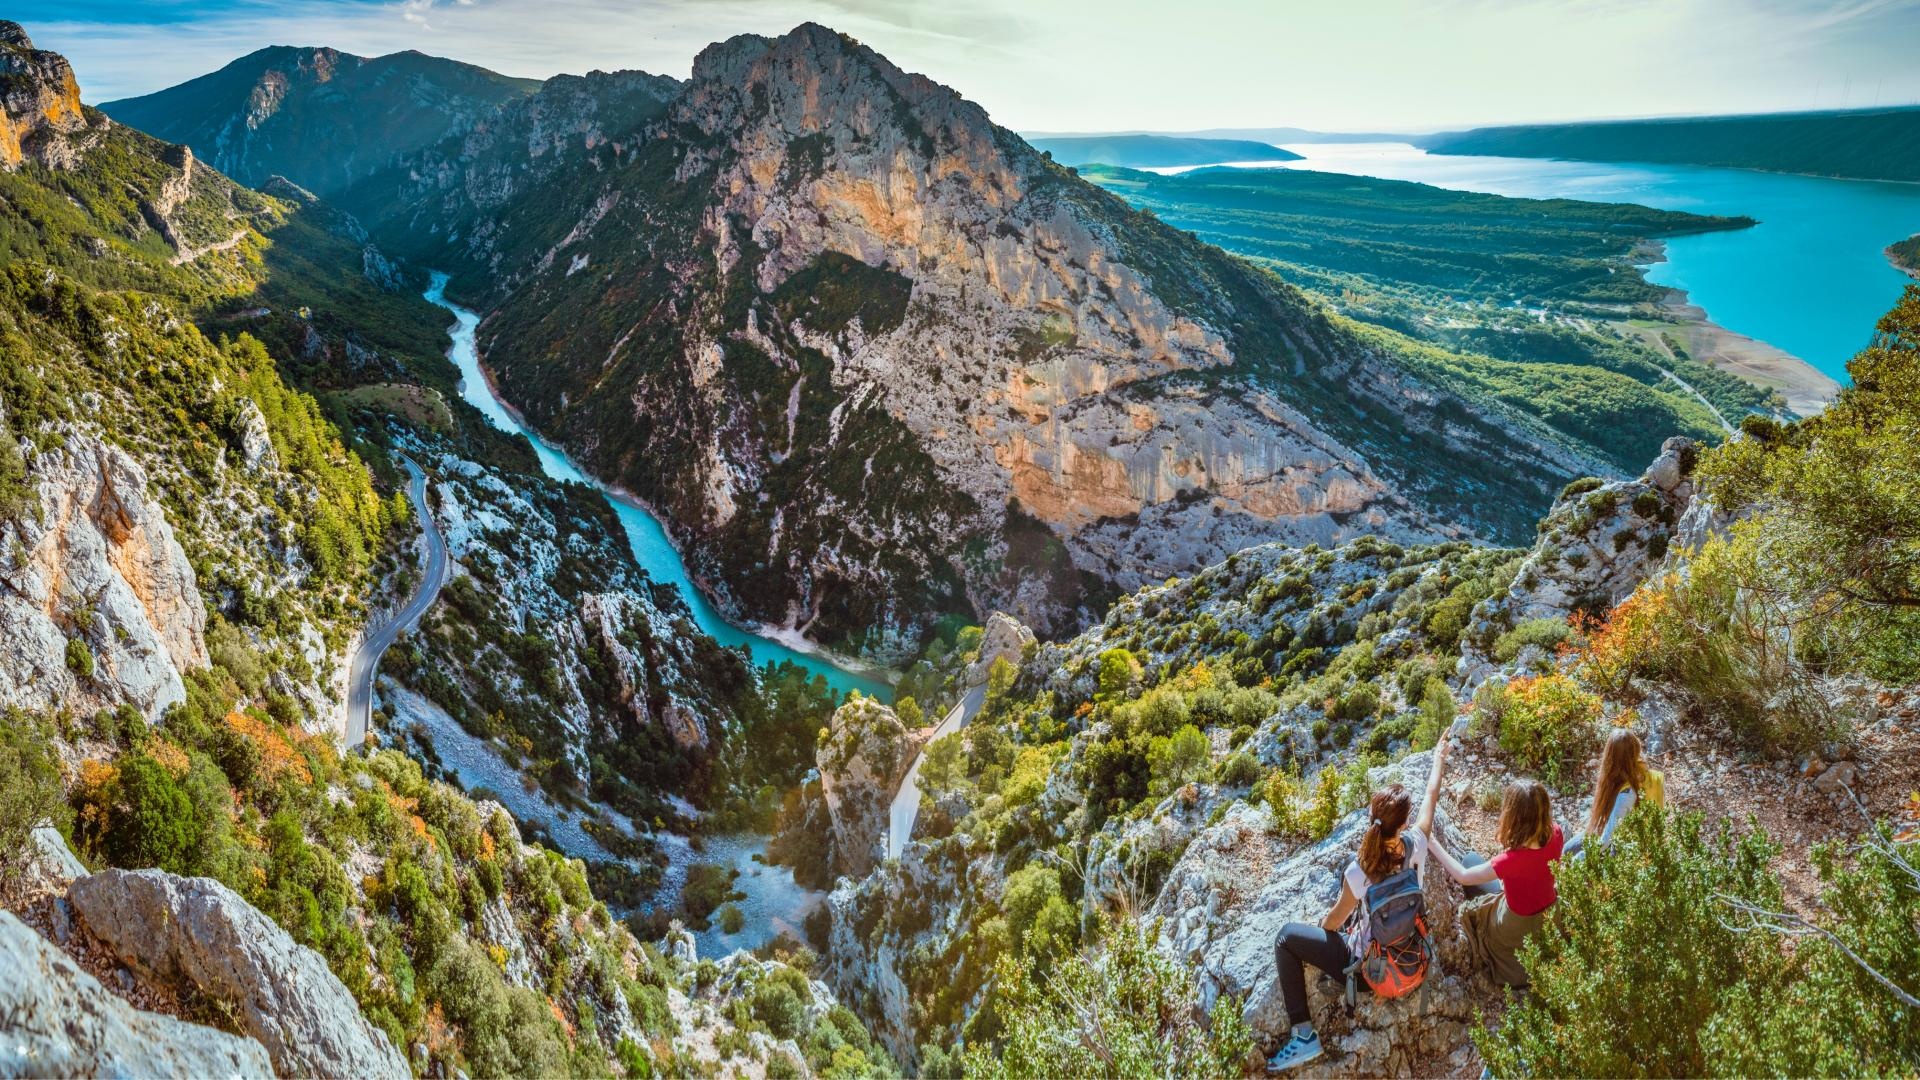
[965,915,1252,1079]
[1003,865,1077,964]
[1558,476,1605,501]
[96,752,204,874]
[1491,617,1571,664]
[1215,751,1262,788]
[718,903,745,934]
[1481,806,1920,1077]
[1410,677,1455,751]
[1642,531,1842,753]
[1148,723,1209,794]
[1263,769,1305,839]
[0,711,69,881]
[1332,682,1379,721]
[1480,674,1599,789]
[65,637,94,678]
[751,966,811,1040]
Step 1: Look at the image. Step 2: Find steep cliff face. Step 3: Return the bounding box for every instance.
[0,436,208,720]
[99,45,539,197]
[0,22,92,170]
[357,24,1592,661]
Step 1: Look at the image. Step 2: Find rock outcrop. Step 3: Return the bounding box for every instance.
[0,435,209,719]
[1460,436,1697,684]
[67,868,409,1080]
[0,22,90,171]
[0,911,275,1079]
[1155,752,1479,1074]
[966,611,1036,686]
[817,695,918,879]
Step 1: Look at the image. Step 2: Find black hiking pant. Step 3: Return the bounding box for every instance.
[1274,922,1351,1028]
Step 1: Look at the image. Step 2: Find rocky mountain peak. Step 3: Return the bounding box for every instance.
[682,22,1006,173]
[0,21,89,169]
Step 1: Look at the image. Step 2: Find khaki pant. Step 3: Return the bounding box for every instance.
[1461,891,1545,989]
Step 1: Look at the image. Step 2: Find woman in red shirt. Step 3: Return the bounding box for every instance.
[1429,778,1563,989]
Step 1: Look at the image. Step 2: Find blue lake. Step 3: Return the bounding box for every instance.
[424,275,893,700]
[1166,142,1920,385]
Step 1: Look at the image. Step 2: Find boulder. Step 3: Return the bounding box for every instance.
[1153,752,1480,1074]
[233,400,279,471]
[1459,444,1697,687]
[0,910,274,1078]
[965,612,1035,687]
[67,868,408,1080]
[15,823,89,895]
[816,696,917,879]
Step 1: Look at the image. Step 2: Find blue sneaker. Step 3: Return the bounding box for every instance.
[1265,1028,1323,1073]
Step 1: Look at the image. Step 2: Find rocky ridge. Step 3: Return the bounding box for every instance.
[68,868,410,1079]
[0,22,89,170]
[99,45,540,197]
[314,24,1615,662]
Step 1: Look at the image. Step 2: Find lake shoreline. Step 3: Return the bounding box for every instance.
[1629,274,1839,417]
[1888,237,1920,280]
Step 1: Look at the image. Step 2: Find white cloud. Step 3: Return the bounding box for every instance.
[25,0,1920,130]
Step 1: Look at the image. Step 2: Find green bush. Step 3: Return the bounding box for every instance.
[1477,674,1599,789]
[718,903,745,934]
[1410,676,1455,751]
[65,637,94,678]
[0,711,69,880]
[1002,864,1077,964]
[1491,617,1571,664]
[751,967,811,1040]
[964,915,1251,1079]
[1215,751,1262,788]
[1480,807,1920,1077]
[98,754,205,874]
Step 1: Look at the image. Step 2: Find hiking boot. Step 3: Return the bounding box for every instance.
[1265,1028,1323,1073]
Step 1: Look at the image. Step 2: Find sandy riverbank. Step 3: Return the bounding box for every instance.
[1615,289,1839,417]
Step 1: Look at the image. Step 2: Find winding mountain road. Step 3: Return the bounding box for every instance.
[343,457,448,750]
[886,684,986,860]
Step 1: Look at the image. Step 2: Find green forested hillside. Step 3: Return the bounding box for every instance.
[100,47,539,197]
[1080,163,1763,435]
[1421,106,1920,182]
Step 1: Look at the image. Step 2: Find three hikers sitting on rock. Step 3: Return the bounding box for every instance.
[1265,728,1665,1073]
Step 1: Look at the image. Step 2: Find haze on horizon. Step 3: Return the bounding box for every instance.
[22,0,1920,134]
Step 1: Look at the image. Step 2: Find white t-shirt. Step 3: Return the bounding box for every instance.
[1344,828,1428,905]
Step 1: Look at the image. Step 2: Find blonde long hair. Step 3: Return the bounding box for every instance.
[1587,728,1648,837]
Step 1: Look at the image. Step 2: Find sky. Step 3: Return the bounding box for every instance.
[19,0,1920,133]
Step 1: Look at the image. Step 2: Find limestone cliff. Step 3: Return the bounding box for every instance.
[0,22,89,170]
[0,435,208,720]
[352,23,1594,662]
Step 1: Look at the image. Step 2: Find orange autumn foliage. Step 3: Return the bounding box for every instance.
[147,738,190,777]
[225,710,312,784]
[1571,580,1676,700]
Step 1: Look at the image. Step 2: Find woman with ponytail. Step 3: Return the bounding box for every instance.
[1265,742,1449,1073]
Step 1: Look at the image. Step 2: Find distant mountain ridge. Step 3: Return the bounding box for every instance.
[99,45,538,196]
[1420,105,1920,182]
[1026,134,1300,167]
